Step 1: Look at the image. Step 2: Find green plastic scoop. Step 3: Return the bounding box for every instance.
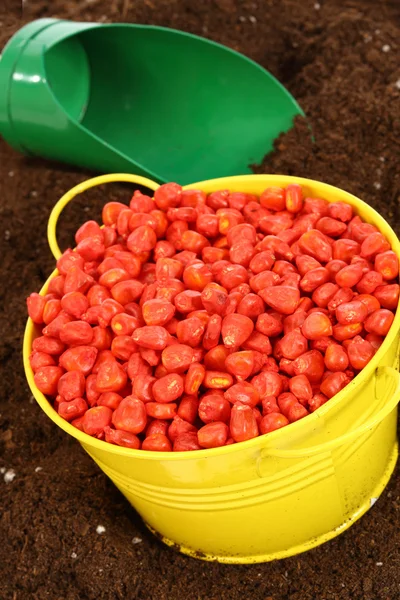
[0,18,303,184]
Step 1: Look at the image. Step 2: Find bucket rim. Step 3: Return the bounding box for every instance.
[23,173,400,461]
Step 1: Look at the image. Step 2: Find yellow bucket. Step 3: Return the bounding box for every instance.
[23,174,400,564]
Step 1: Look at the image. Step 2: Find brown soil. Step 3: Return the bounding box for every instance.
[1,1,400,599]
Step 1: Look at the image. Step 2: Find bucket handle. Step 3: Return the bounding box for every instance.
[47,173,160,260]
[260,366,400,461]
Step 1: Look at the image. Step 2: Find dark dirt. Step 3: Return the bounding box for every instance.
[1,1,400,599]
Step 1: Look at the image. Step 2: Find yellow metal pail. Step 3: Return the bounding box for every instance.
[23,174,400,563]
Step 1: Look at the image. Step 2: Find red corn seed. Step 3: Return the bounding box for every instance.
[58,397,88,422]
[320,372,349,398]
[230,403,258,442]
[327,287,354,311]
[153,373,184,403]
[204,345,230,370]
[324,344,349,372]
[301,313,332,340]
[98,392,123,410]
[356,271,383,294]
[29,351,56,372]
[298,230,332,262]
[43,299,61,325]
[105,427,141,449]
[277,392,298,418]
[221,314,254,348]
[132,326,169,350]
[225,351,255,380]
[199,393,231,423]
[336,300,368,325]
[203,371,233,389]
[112,396,147,434]
[289,374,313,404]
[260,412,289,434]
[183,262,213,291]
[219,264,249,290]
[252,371,283,398]
[59,321,93,346]
[300,267,330,293]
[225,383,259,407]
[56,248,84,275]
[82,406,112,437]
[316,216,347,237]
[365,333,384,351]
[161,344,194,373]
[185,363,206,395]
[332,322,363,341]
[58,370,85,402]
[146,402,177,420]
[111,336,137,361]
[203,314,222,350]
[243,331,272,354]
[176,317,205,347]
[347,337,375,370]
[364,309,394,336]
[111,313,138,336]
[34,366,64,396]
[132,374,156,403]
[96,360,128,393]
[288,403,309,423]
[142,434,172,452]
[375,251,399,280]
[361,232,390,259]
[237,294,265,320]
[174,432,202,451]
[335,263,363,288]
[140,348,161,366]
[177,395,199,423]
[292,350,325,383]
[278,328,308,359]
[261,286,300,315]
[312,283,339,308]
[374,284,399,310]
[261,395,280,414]
[198,422,229,448]
[285,184,303,213]
[308,393,328,412]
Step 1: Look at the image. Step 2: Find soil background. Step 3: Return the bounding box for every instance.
[1,1,400,599]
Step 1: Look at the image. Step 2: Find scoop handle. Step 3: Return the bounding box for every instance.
[47,173,160,260]
[258,366,400,464]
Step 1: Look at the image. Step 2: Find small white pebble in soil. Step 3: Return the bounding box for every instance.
[31,190,38,197]
[239,15,246,22]
[380,156,386,162]
[4,230,10,241]
[341,583,345,588]
[132,536,142,544]
[382,44,391,53]
[35,466,43,473]
[4,469,16,483]
[96,525,106,534]
[99,569,103,573]
[8,171,14,177]
[376,562,383,566]
[71,552,78,559]
[395,79,400,90]
[249,15,257,23]
[373,182,381,190]
[314,2,321,9]
[375,29,380,34]
[0,467,5,474]
[83,206,90,212]
[29,395,35,404]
